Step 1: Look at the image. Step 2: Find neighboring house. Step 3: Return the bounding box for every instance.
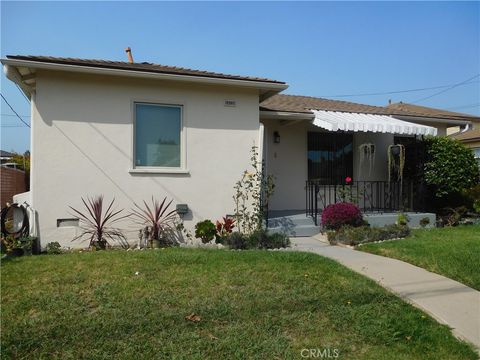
[385,102,480,135]
[450,128,480,169]
[0,150,14,165]
[2,55,479,246]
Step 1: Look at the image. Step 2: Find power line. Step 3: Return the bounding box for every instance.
[1,113,30,118]
[411,74,480,104]
[319,80,480,98]
[16,84,30,103]
[445,103,480,110]
[0,93,31,128]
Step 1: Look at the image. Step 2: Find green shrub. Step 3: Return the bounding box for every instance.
[248,229,268,248]
[463,184,480,213]
[327,226,366,245]
[194,220,216,244]
[396,213,409,226]
[46,242,62,255]
[1,236,33,256]
[383,224,410,239]
[327,224,410,246]
[226,230,290,250]
[438,206,468,227]
[257,231,290,249]
[474,200,480,214]
[225,232,249,250]
[424,137,479,198]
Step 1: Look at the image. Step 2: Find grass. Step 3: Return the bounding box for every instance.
[1,249,477,359]
[358,225,480,291]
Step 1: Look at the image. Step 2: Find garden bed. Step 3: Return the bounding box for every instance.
[327,224,410,246]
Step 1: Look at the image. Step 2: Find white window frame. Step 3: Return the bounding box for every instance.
[473,147,480,159]
[473,148,480,169]
[129,101,188,174]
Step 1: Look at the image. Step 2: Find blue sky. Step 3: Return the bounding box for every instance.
[1,1,479,153]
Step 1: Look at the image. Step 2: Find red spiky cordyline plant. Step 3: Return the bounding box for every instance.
[130,197,178,243]
[216,217,235,235]
[70,196,129,250]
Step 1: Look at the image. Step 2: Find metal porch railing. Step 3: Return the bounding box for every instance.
[305,180,426,225]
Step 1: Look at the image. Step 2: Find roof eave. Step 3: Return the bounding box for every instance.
[3,63,33,99]
[1,58,289,96]
[259,110,314,120]
[452,135,480,143]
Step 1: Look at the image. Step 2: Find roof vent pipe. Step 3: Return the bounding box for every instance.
[125,47,134,64]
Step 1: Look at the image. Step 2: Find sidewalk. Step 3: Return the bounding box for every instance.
[291,236,480,350]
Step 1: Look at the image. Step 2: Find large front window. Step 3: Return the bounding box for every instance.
[134,103,182,168]
[308,132,353,183]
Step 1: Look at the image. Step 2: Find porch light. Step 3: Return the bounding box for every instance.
[273,131,281,144]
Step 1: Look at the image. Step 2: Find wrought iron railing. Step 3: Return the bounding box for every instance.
[305,180,426,225]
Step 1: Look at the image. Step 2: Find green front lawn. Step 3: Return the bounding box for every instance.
[1,249,476,359]
[359,225,480,291]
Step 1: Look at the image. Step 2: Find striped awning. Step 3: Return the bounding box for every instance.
[311,110,437,136]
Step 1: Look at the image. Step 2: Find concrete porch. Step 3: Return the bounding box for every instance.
[267,210,436,237]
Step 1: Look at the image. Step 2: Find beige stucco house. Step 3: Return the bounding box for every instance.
[450,128,480,169]
[3,55,479,246]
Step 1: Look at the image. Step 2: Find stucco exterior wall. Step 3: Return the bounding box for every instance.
[431,123,447,136]
[31,71,260,248]
[262,119,309,211]
[353,132,393,182]
[463,140,480,149]
[471,121,480,130]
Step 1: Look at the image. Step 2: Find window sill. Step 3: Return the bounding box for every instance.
[129,168,190,175]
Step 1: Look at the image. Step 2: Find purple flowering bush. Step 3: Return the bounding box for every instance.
[321,202,363,230]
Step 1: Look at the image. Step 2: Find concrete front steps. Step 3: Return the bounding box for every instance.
[267,210,321,237]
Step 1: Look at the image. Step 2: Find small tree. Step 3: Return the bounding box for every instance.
[424,136,479,198]
[233,146,274,235]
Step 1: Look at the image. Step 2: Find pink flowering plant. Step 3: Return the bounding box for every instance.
[336,176,366,204]
[321,202,364,230]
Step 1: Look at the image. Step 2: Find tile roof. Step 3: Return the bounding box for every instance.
[260,94,388,115]
[0,150,15,158]
[5,55,478,123]
[450,128,480,142]
[386,102,480,121]
[6,55,286,84]
[260,95,480,122]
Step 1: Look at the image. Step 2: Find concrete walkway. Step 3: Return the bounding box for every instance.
[291,236,480,350]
